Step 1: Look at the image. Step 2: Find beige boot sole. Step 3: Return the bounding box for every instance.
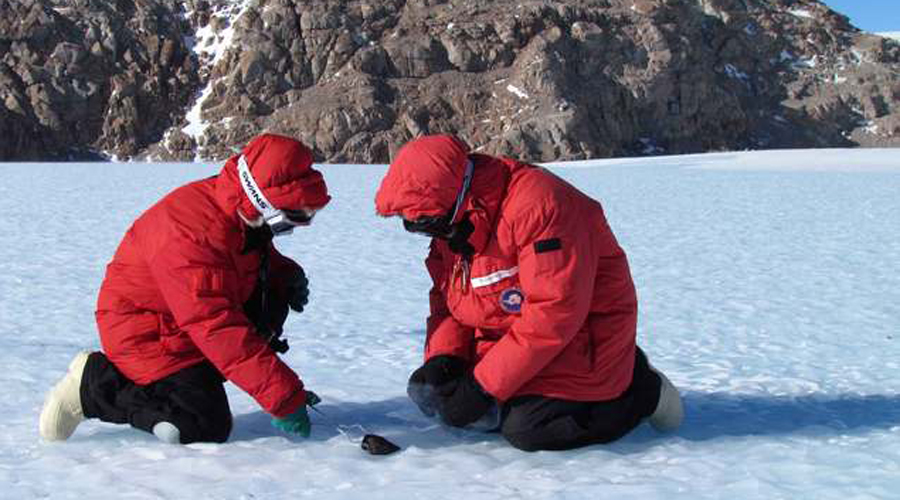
[648,364,684,432]
[39,351,90,441]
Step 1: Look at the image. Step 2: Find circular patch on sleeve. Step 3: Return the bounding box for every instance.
[499,287,524,314]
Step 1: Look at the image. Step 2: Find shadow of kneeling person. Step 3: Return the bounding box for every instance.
[629,391,900,444]
[232,391,900,452]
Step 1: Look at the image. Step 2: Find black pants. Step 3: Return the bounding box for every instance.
[500,348,661,451]
[80,352,233,444]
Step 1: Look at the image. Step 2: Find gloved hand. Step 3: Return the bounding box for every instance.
[287,267,309,313]
[408,355,467,387]
[271,390,320,437]
[271,405,311,437]
[436,374,494,428]
[407,356,468,416]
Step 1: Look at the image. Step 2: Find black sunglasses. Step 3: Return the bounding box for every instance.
[403,214,454,239]
[283,209,317,225]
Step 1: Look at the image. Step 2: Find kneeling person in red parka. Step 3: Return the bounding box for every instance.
[375,134,683,451]
[39,134,330,444]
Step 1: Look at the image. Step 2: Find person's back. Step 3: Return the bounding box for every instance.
[493,161,639,401]
[96,177,243,383]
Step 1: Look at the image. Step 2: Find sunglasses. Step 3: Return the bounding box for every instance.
[403,214,454,239]
[266,208,317,236]
[237,154,320,237]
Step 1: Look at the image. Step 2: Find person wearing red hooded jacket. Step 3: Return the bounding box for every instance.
[375,134,683,451]
[39,134,331,444]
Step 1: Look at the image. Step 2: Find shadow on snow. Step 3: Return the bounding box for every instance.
[664,391,900,442]
[230,396,491,450]
[228,391,900,450]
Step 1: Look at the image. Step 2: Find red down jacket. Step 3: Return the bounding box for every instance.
[375,135,638,402]
[95,134,330,417]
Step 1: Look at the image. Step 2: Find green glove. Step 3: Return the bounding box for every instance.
[271,390,321,438]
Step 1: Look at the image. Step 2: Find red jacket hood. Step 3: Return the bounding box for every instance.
[216,134,331,220]
[375,134,470,220]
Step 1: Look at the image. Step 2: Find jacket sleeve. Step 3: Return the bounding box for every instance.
[424,240,475,362]
[473,205,597,401]
[150,239,305,418]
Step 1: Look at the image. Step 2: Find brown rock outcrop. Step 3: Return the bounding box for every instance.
[2,0,898,163]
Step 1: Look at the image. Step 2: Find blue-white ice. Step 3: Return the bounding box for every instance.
[1,148,898,499]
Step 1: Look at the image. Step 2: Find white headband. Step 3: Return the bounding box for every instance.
[237,155,280,219]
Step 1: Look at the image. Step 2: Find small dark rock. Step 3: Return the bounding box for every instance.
[361,434,401,455]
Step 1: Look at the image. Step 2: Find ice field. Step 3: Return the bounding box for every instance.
[1,148,898,499]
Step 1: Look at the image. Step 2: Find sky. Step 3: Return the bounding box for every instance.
[2,149,900,499]
[823,0,899,33]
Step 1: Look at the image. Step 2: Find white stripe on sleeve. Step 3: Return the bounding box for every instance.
[470,266,519,288]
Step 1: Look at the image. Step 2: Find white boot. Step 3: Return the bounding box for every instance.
[39,351,90,441]
[152,422,181,444]
[648,364,684,432]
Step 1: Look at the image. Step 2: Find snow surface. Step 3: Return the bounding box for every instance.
[506,84,530,100]
[788,8,815,20]
[2,149,900,499]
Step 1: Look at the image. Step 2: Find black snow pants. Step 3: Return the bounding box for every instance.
[80,352,233,444]
[499,347,662,452]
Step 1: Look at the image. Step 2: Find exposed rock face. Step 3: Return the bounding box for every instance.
[1,0,898,162]
[0,0,199,160]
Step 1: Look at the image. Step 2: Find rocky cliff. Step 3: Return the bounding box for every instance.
[1,0,898,162]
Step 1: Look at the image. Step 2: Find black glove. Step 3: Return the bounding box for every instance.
[287,267,309,313]
[436,374,494,428]
[407,355,467,416]
[409,355,467,387]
